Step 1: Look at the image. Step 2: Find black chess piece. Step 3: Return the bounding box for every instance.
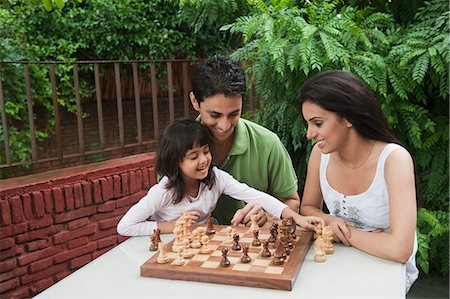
[260,240,272,257]
[251,229,261,246]
[241,245,251,263]
[206,217,215,235]
[232,233,241,251]
[220,248,231,267]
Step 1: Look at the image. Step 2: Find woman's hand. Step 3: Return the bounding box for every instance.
[326,215,352,246]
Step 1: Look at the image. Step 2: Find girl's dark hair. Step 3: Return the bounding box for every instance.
[297,70,399,144]
[156,118,215,204]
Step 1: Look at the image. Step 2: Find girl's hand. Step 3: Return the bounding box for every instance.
[231,202,267,226]
[327,216,351,246]
[184,210,201,224]
[297,215,325,231]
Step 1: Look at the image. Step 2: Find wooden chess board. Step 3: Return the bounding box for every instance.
[140,225,313,291]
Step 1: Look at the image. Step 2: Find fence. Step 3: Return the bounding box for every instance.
[0,60,258,178]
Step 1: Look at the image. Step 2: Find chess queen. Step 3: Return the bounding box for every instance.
[117,119,324,235]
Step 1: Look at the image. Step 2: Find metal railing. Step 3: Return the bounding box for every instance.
[0,60,257,178]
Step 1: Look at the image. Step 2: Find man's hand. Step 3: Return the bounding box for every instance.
[230,202,268,226]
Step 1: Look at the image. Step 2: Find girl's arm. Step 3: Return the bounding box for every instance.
[346,148,417,263]
[299,145,352,245]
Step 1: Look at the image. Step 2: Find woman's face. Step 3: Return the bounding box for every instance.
[301,100,351,153]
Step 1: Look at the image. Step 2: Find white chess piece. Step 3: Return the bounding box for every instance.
[224,226,234,244]
[156,242,169,264]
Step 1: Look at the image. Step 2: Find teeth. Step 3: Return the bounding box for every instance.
[317,140,325,145]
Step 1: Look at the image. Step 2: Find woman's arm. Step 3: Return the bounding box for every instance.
[347,148,417,263]
[299,145,352,245]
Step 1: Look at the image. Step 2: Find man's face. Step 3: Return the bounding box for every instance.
[190,93,242,142]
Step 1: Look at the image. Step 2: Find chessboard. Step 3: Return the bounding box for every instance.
[140,224,313,291]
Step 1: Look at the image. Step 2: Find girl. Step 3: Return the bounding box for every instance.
[117,119,322,235]
[297,70,418,291]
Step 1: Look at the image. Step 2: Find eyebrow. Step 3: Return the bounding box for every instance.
[206,109,241,115]
[307,116,324,122]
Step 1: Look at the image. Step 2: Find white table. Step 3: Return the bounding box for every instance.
[36,234,406,298]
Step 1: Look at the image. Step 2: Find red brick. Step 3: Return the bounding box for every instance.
[115,191,146,208]
[93,179,103,203]
[0,259,16,273]
[21,193,33,220]
[0,237,14,250]
[142,167,149,188]
[30,277,54,294]
[4,286,30,299]
[97,201,115,213]
[97,235,117,249]
[25,239,49,252]
[149,166,157,185]
[31,191,45,217]
[28,215,53,230]
[113,175,121,197]
[43,189,53,213]
[55,270,71,281]
[13,223,28,235]
[53,223,97,244]
[98,216,121,230]
[21,263,66,284]
[0,245,22,260]
[53,242,97,263]
[52,187,65,213]
[129,171,137,193]
[101,177,114,201]
[0,266,27,282]
[64,185,75,211]
[82,181,92,206]
[121,172,130,195]
[0,278,19,293]
[10,196,25,224]
[67,236,89,249]
[29,256,53,273]
[136,169,143,191]
[18,245,64,266]
[0,200,12,226]
[117,235,129,243]
[67,217,89,230]
[54,206,97,224]
[90,227,116,241]
[16,226,60,243]
[0,226,12,238]
[69,253,92,270]
[73,183,83,209]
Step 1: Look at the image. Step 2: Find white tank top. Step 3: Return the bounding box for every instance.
[320,143,418,291]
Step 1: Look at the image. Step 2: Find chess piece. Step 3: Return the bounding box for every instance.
[156,242,169,264]
[268,223,278,243]
[224,226,234,244]
[172,226,183,252]
[200,235,211,254]
[206,217,216,235]
[322,226,334,254]
[272,240,286,265]
[315,223,323,239]
[153,228,162,243]
[313,236,326,262]
[182,238,194,258]
[220,248,231,267]
[149,233,158,251]
[250,214,259,231]
[232,233,241,251]
[260,240,272,258]
[240,245,251,263]
[173,245,186,266]
[287,217,297,240]
[251,229,261,247]
[190,229,201,248]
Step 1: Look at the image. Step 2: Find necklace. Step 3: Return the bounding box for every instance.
[338,141,375,169]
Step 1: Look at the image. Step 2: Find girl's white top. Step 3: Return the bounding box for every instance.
[320,143,418,291]
[117,166,287,236]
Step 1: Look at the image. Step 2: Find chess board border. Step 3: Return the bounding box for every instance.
[140,225,313,291]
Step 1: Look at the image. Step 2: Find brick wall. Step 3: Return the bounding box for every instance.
[0,153,157,298]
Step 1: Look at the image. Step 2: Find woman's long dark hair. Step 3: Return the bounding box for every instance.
[297,70,399,144]
[156,119,215,204]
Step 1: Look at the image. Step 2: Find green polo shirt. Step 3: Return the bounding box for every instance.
[209,118,298,224]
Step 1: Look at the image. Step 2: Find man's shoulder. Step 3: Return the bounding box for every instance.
[240,118,280,140]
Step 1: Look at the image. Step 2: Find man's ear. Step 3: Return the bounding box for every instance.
[189,91,200,111]
[345,119,353,128]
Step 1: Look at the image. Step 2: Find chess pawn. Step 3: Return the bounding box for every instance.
[182,238,194,258]
[156,242,169,264]
[315,223,323,239]
[206,217,216,235]
[173,245,186,266]
[190,229,201,248]
[220,248,231,267]
[260,240,272,258]
[250,214,259,231]
[224,226,234,244]
[314,236,326,262]
[232,233,241,251]
[172,226,182,252]
[251,229,261,247]
[323,226,334,254]
[200,235,211,254]
[272,240,286,265]
[149,233,158,251]
[240,245,251,264]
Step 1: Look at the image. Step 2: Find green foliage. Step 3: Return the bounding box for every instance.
[223,0,449,276]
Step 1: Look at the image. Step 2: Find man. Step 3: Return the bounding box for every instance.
[190,56,300,225]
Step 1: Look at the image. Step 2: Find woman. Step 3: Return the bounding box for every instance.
[298,70,418,291]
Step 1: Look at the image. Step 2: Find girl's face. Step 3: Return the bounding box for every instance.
[301,100,351,153]
[179,144,212,183]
